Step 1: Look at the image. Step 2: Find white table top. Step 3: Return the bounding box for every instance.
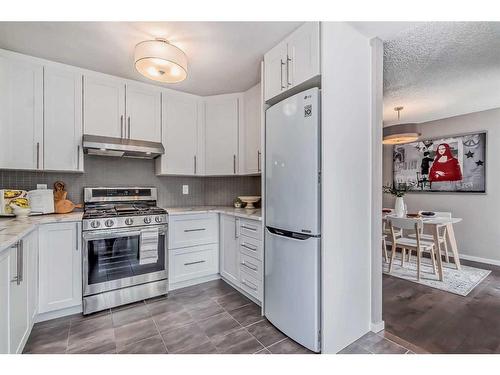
[383,214,462,225]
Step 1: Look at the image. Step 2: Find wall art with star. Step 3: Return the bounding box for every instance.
[393,132,486,193]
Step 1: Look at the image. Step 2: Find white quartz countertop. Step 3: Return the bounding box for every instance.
[0,212,83,253]
[164,206,262,221]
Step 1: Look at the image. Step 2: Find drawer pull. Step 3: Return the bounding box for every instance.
[242,279,258,291]
[184,260,206,266]
[241,261,258,271]
[241,243,257,251]
[241,225,257,232]
[184,228,206,232]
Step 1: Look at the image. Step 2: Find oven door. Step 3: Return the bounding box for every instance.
[82,224,167,296]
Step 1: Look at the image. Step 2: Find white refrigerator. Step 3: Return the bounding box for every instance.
[264,87,321,352]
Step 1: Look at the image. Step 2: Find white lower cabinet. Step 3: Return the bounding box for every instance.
[38,222,82,314]
[0,248,11,353]
[219,215,240,285]
[9,238,28,354]
[169,244,219,285]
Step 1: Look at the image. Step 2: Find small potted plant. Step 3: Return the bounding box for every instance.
[382,182,414,217]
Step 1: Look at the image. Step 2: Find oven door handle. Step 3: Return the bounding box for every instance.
[83,226,167,240]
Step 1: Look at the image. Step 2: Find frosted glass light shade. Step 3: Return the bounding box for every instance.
[383,123,421,145]
[134,39,188,83]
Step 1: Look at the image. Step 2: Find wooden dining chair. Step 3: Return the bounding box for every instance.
[408,211,451,262]
[382,234,389,263]
[388,217,437,281]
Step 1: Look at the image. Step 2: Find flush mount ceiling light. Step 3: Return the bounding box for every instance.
[382,106,421,145]
[134,38,188,83]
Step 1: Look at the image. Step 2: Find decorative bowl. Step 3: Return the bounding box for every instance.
[9,204,31,219]
[238,196,261,209]
[420,211,435,217]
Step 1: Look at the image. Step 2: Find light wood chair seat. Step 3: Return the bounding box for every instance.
[395,237,434,249]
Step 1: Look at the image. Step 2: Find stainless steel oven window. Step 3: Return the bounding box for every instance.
[82,225,168,296]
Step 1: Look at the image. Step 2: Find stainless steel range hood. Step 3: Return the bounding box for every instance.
[83,134,164,159]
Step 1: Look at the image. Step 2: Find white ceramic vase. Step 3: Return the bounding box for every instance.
[394,197,405,217]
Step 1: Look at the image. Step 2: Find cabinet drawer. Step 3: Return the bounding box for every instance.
[238,218,262,240]
[169,213,218,249]
[239,253,262,281]
[238,235,263,261]
[240,269,262,302]
[169,244,219,284]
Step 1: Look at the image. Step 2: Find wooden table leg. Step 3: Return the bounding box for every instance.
[433,225,444,281]
[446,223,461,270]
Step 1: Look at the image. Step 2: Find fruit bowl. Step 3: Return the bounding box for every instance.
[238,196,261,209]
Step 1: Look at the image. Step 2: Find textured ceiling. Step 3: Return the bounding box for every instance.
[383,22,500,126]
[0,22,302,96]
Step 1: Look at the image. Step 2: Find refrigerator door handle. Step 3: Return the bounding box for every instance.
[266,226,317,240]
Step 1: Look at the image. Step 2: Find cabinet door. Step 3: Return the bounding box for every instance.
[242,83,262,174]
[83,74,125,138]
[159,93,198,175]
[9,242,28,354]
[26,230,39,327]
[286,22,320,88]
[126,83,162,142]
[219,215,240,285]
[0,250,10,354]
[204,96,239,175]
[0,54,43,170]
[39,222,82,313]
[44,67,83,171]
[263,41,287,101]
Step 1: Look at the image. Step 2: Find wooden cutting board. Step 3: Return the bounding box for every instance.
[55,199,82,214]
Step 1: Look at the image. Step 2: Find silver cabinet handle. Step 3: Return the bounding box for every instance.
[36,142,40,169]
[280,59,285,90]
[241,261,258,271]
[257,151,261,172]
[235,218,240,239]
[127,116,131,139]
[77,145,80,170]
[120,115,124,138]
[11,241,21,285]
[241,279,258,291]
[194,155,197,174]
[233,154,236,174]
[184,260,206,266]
[184,228,206,232]
[75,222,79,251]
[19,240,23,283]
[241,225,257,232]
[241,243,257,251]
[286,55,292,87]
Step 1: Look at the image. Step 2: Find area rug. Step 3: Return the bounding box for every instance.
[383,252,491,296]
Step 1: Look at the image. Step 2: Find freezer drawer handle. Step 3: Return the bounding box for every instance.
[241,261,258,271]
[241,243,257,251]
[241,225,257,232]
[184,260,206,266]
[241,279,258,291]
[184,228,206,232]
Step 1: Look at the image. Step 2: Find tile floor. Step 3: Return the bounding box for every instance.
[23,279,313,354]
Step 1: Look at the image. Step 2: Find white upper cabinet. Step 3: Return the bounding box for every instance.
[38,222,82,314]
[83,74,125,138]
[242,83,262,174]
[157,92,200,175]
[204,95,240,175]
[125,83,162,142]
[44,67,83,172]
[264,22,320,102]
[0,53,43,170]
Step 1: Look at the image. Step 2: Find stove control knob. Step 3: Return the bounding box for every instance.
[144,217,152,224]
[125,218,134,226]
[105,219,114,228]
[155,216,163,223]
[90,220,100,229]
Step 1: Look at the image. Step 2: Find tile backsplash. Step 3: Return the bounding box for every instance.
[0,156,261,207]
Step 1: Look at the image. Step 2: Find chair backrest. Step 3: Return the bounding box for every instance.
[388,217,423,231]
[419,211,451,218]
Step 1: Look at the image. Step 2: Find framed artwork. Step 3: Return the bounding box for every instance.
[393,132,486,193]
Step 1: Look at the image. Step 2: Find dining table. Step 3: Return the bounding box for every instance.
[383,214,462,281]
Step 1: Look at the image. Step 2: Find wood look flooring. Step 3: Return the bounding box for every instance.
[382,258,500,354]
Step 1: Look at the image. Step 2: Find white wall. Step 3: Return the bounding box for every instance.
[383,108,500,264]
[321,22,374,353]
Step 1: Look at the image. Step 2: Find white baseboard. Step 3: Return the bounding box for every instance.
[35,304,83,323]
[220,276,262,307]
[168,274,220,291]
[370,320,385,333]
[459,254,500,267]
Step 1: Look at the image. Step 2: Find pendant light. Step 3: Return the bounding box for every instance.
[383,106,421,145]
[134,38,188,83]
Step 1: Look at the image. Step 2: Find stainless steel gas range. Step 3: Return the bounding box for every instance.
[82,187,168,315]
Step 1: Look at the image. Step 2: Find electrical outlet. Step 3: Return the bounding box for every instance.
[37,184,48,190]
[182,185,189,195]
